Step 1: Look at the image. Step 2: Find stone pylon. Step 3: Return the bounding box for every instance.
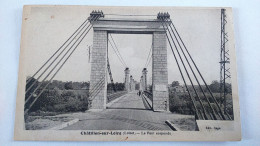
[124,68,130,92]
[89,30,107,109]
[131,79,135,91]
[130,75,133,91]
[142,68,148,91]
[152,32,169,111]
[140,76,143,91]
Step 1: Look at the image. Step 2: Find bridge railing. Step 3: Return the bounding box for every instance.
[107,91,127,103]
[143,91,153,101]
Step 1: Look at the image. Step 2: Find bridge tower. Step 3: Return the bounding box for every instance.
[89,12,169,111]
[89,29,108,109]
[152,31,169,111]
[130,75,133,91]
[140,76,143,91]
[132,79,136,91]
[124,68,130,92]
[142,68,148,91]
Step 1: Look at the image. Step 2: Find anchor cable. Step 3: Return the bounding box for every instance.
[25,16,100,114]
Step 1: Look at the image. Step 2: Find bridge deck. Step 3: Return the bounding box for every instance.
[62,91,193,130]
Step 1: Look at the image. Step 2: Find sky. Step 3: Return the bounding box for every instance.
[23,6,232,85]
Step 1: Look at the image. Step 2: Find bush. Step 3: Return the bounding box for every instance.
[168,90,234,119]
[169,92,194,115]
[28,89,89,115]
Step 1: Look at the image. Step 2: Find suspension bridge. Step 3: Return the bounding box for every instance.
[24,9,233,130]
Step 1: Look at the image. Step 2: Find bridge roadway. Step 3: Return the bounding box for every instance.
[62,91,189,130]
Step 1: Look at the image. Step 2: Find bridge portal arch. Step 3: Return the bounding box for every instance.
[89,17,169,111]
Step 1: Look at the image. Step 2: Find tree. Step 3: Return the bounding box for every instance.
[115,82,125,91]
[81,81,90,89]
[209,80,220,93]
[64,82,73,90]
[135,83,140,90]
[171,81,180,87]
[225,83,232,93]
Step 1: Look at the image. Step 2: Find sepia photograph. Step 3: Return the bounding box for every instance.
[14,5,241,141]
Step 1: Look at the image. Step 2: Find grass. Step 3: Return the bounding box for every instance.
[25,116,74,130]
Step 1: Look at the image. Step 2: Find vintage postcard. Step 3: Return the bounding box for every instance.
[14,5,241,141]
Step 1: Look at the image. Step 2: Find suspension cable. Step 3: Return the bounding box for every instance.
[25,20,90,94]
[146,53,152,68]
[109,34,127,67]
[160,20,200,120]
[107,45,118,93]
[89,78,105,98]
[107,56,116,92]
[144,44,153,68]
[167,20,218,120]
[89,75,105,96]
[25,24,96,114]
[169,20,226,120]
[25,21,93,105]
[89,78,105,101]
[162,20,208,120]
[108,39,126,67]
[24,16,99,113]
[26,18,90,85]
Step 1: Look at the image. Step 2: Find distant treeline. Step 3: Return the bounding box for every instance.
[107,82,125,94]
[25,77,125,115]
[41,80,89,90]
[25,77,125,91]
[168,80,233,118]
[169,80,232,93]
